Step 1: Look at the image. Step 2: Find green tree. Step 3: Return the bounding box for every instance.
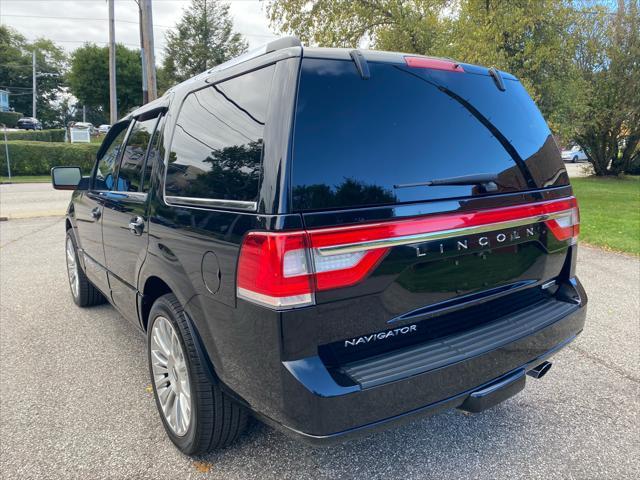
[267,0,577,136]
[162,0,248,85]
[0,26,67,127]
[570,1,640,175]
[67,43,142,122]
[268,0,640,175]
[267,0,451,51]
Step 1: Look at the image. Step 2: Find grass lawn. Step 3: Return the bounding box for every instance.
[0,175,50,184]
[571,176,640,255]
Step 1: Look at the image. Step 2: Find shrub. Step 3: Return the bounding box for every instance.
[0,111,24,128]
[3,128,66,142]
[0,141,99,176]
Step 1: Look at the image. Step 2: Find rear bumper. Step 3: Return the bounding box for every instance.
[259,278,587,443]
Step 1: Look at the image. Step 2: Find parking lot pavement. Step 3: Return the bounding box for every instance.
[0,183,71,219]
[564,162,593,178]
[1,216,638,480]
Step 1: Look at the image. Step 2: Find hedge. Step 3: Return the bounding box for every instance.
[0,112,24,128]
[0,141,99,176]
[4,128,66,142]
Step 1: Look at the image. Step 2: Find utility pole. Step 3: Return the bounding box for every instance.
[32,50,36,118]
[108,0,118,124]
[138,1,148,104]
[140,0,157,101]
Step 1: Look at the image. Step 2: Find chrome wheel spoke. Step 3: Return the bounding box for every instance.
[155,374,170,389]
[150,316,192,437]
[65,238,79,298]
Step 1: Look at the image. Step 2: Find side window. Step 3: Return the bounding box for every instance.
[116,116,159,192]
[94,125,129,191]
[141,115,165,193]
[165,64,275,203]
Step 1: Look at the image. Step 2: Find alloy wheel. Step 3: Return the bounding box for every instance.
[65,237,79,299]
[150,316,192,436]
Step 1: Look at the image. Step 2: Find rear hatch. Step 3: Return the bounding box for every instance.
[280,53,577,364]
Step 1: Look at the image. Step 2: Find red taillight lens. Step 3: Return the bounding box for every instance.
[545,198,580,241]
[404,56,465,72]
[236,232,315,309]
[237,197,580,310]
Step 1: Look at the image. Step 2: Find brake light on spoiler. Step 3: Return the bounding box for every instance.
[404,56,465,72]
[237,197,579,310]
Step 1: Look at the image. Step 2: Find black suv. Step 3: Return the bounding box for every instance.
[52,37,587,455]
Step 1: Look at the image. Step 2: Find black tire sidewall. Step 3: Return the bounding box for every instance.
[147,296,201,454]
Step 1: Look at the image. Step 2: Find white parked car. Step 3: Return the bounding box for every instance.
[98,124,111,134]
[561,145,588,163]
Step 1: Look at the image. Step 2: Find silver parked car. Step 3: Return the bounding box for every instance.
[561,145,588,163]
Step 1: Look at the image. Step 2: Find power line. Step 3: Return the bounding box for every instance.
[0,15,279,39]
[0,13,174,29]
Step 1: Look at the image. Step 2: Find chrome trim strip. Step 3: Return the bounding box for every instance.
[97,191,148,202]
[165,195,257,212]
[237,287,315,310]
[316,210,573,256]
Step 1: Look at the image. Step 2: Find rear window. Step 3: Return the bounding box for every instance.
[291,58,567,211]
[165,64,275,203]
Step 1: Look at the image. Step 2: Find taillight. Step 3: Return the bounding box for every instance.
[404,56,465,72]
[545,198,580,242]
[236,232,315,309]
[237,197,580,310]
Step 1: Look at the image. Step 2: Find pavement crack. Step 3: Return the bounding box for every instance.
[0,217,65,249]
[567,344,640,384]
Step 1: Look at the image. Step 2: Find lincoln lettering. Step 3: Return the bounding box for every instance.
[414,226,538,257]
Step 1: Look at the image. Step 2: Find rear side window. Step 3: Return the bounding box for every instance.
[116,116,159,192]
[142,115,165,193]
[165,64,275,203]
[291,58,566,211]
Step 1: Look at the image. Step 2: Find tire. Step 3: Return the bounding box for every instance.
[147,293,248,455]
[65,230,105,307]
[572,156,578,163]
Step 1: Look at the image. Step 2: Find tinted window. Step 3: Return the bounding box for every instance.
[116,116,158,192]
[291,59,567,211]
[165,65,275,202]
[142,115,165,193]
[94,126,128,191]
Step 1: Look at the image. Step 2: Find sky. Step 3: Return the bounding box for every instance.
[0,0,278,60]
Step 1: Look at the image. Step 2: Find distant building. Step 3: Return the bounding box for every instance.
[0,90,10,112]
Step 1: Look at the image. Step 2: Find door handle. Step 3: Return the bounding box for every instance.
[90,207,101,220]
[128,216,145,236]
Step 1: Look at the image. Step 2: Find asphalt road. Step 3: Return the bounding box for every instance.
[0,183,71,219]
[1,216,638,480]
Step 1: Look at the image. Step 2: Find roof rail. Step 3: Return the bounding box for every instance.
[206,36,302,76]
[265,36,302,53]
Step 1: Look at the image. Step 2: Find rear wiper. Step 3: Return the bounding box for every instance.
[394,173,499,192]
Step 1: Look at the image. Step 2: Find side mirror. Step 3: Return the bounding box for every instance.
[51,166,82,190]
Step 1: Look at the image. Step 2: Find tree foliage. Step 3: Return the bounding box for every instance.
[67,43,142,123]
[571,1,639,175]
[268,0,640,175]
[162,0,248,85]
[0,26,67,127]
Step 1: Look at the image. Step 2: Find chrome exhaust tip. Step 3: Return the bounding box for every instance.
[527,361,552,379]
